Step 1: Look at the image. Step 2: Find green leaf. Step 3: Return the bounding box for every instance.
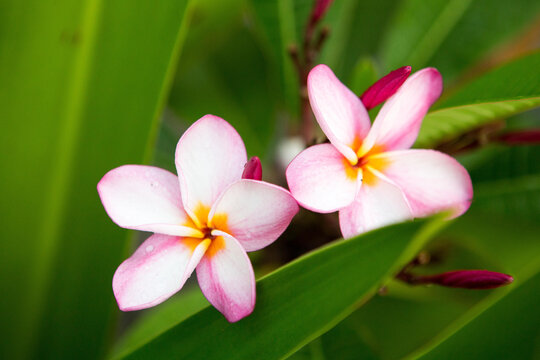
[349,57,379,95]
[379,0,473,72]
[112,289,208,360]
[167,26,277,159]
[415,51,540,148]
[249,0,299,113]
[379,0,540,80]
[114,217,447,360]
[0,1,192,359]
[319,0,401,80]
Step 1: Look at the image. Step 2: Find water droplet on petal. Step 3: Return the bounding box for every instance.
[146,245,154,253]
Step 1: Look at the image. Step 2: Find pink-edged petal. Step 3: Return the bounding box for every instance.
[98,165,201,237]
[286,143,360,213]
[379,149,473,218]
[361,68,442,153]
[209,180,299,252]
[197,231,255,322]
[339,178,412,238]
[175,115,247,215]
[113,234,210,311]
[308,64,371,163]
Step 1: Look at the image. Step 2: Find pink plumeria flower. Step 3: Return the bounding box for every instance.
[98,115,298,322]
[286,65,472,238]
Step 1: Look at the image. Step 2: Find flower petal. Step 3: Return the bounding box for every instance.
[113,234,210,311]
[175,115,247,214]
[339,178,412,238]
[196,231,255,322]
[286,143,360,213]
[308,64,371,163]
[361,68,442,153]
[97,165,201,237]
[209,180,299,252]
[378,149,473,217]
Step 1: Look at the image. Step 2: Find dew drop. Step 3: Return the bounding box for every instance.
[146,245,154,253]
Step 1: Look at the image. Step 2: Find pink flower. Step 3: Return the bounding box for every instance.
[286,64,472,238]
[98,115,298,322]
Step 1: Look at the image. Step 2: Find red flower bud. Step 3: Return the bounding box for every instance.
[310,0,334,23]
[498,130,540,145]
[242,156,263,181]
[360,66,412,110]
[423,270,513,290]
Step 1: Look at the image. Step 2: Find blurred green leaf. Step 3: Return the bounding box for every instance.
[380,0,472,72]
[249,0,299,113]
[167,26,277,158]
[349,57,379,95]
[0,1,192,359]
[416,51,540,148]
[114,217,447,360]
[380,0,540,80]
[320,0,401,81]
[112,288,208,360]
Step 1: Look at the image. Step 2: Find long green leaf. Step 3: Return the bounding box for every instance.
[379,0,540,80]
[0,1,192,359]
[249,0,299,113]
[112,289,208,360]
[379,0,472,71]
[415,51,540,148]
[114,217,446,360]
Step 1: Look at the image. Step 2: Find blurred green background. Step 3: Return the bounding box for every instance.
[1,0,539,359]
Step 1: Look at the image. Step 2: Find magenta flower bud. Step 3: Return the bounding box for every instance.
[499,130,540,145]
[310,0,334,23]
[425,270,514,290]
[242,156,263,181]
[360,66,412,110]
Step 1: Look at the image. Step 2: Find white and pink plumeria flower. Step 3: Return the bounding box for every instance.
[98,115,298,322]
[286,64,473,238]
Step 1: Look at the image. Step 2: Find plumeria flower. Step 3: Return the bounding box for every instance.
[98,115,298,322]
[286,64,472,238]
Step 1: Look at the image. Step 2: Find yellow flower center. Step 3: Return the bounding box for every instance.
[344,142,389,186]
[182,203,230,257]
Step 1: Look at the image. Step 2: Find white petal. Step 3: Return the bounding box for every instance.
[362,68,442,153]
[113,234,210,311]
[209,180,298,252]
[308,64,371,163]
[97,165,200,237]
[377,149,473,217]
[175,115,247,216]
[339,178,412,238]
[197,231,256,322]
[286,143,360,213]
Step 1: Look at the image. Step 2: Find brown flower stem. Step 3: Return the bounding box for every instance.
[288,2,333,145]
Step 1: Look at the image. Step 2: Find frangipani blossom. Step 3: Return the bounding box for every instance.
[98,115,298,322]
[286,64,472,238]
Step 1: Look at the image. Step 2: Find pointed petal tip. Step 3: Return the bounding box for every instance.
[223,303,255,323]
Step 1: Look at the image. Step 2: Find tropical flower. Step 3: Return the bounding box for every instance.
[98,115,298,322]
[286,64,472,238]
